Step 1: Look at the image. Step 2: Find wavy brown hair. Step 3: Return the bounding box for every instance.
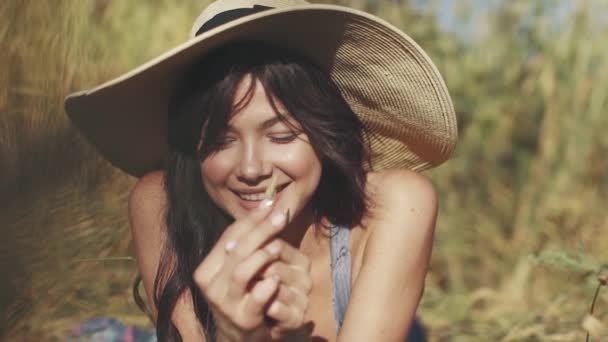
[133,42,372,341]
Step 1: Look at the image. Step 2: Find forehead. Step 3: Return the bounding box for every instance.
[228,75,292,126]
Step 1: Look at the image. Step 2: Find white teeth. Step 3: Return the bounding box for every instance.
[237,181,287,202]
[239,192,266,201]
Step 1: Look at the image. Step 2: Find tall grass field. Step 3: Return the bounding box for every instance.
[1,0,607,340]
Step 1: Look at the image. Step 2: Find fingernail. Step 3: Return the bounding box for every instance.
[269,301,280,315]
[259,198,273,209]
[225,240,237,251]
[265,242,281,255]
[270,212,286,227]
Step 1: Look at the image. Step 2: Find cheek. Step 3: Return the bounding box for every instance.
[200,153,234,189]
[274,142,322,184]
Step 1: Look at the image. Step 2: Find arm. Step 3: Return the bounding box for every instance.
[337,169,438,342]
[129,171,206,341]
[130,172,308,342]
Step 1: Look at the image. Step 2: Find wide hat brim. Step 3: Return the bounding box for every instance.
[65,4,457,177]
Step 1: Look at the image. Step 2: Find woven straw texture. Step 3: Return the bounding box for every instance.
[65,4,457,176]
[327,14,457,171]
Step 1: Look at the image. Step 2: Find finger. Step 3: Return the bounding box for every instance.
[274,284,308,312]
[242,276,279,317]
[219,198,276,247]
[228,247,280,298]
[194,200,276,287]
[266,300,305,329]
[223,209,287,267]
[264,239,311,271]
[262,262,313,294]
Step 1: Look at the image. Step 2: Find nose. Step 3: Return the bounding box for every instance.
[237,140,270,183]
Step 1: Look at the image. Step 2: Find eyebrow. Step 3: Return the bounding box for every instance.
[260,115,287,129]
[227,113,294,132]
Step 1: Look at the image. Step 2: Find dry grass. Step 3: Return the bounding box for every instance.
[1,0,607,341]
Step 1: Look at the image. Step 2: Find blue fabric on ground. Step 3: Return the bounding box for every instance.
[66,317,156,342]
[409,318,427,342]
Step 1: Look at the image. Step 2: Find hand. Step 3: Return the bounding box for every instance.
[193,200,287,342]
[262,239,313,340]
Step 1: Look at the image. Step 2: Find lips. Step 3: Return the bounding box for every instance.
[233,183,289,200]
[232,182,290,209]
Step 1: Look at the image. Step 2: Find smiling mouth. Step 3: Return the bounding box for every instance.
[233,183,290,201]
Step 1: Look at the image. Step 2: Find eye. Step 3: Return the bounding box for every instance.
[215,136,236,150]
[268,132,299,144]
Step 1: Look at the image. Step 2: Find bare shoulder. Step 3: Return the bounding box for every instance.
[129,170,167,229]
[350,169,438,279]
[339,169,438,340]
[128,171,168,319]
[128,169,167,255]
[129,170,166,207]
[365,168,438,222]
[129,171,206,339]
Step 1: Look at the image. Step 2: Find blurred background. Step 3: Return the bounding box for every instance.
[1,0,607,340]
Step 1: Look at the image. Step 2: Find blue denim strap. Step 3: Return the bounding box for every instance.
[329,224,352,334]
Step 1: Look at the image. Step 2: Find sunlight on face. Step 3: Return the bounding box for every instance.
[200,76,322,221]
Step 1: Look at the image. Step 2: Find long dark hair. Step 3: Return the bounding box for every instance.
[133,42,372,341]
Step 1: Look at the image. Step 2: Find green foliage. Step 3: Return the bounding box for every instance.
[529,249,603,274]
[1,0,607,340]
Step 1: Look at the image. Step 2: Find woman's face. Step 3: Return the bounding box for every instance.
[200,76,322,221]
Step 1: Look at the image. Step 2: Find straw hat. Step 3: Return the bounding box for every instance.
[64,0,457,177]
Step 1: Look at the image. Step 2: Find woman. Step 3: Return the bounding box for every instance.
[65,1,457,341]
